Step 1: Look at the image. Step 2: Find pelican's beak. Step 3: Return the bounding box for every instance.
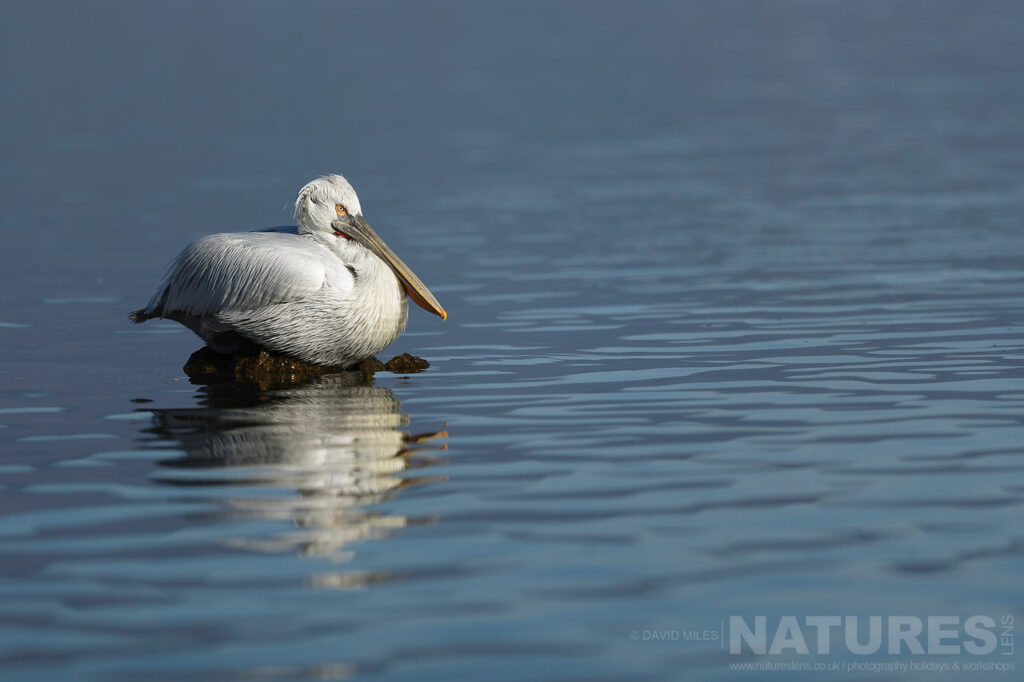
[332,214,447,320]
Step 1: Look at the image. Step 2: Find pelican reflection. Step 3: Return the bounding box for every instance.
[141,373,446,559]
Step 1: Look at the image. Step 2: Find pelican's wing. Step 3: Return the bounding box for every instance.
[135,232,327,320]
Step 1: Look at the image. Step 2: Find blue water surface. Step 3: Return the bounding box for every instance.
[2,2,1023,680]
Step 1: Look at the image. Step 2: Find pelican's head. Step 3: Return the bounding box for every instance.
[294,174,447,321]
[294,174,363,233]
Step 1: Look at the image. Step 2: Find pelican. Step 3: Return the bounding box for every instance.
[131,175,446,367]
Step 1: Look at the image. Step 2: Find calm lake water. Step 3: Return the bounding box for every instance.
[2,2,1024,680]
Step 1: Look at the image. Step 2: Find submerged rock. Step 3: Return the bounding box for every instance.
[183,346,429,387]
[385,353,431,374]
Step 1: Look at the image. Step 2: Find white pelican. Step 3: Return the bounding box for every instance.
[131,175,446,367]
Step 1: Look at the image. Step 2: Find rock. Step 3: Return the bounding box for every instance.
[183,346,338,388]
[354,356,386,373]
[183,346,431,387]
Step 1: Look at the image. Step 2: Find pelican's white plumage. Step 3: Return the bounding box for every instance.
[132,175,445,367]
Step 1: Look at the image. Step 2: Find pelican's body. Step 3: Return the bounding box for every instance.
[132,175,446,367]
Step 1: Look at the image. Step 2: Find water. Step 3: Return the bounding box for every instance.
[2,2,1024,679]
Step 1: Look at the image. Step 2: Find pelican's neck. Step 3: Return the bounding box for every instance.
[341,237,409,351]
[304,229,403,299]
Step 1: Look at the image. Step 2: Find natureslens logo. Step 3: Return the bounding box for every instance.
[728,615,1014,656]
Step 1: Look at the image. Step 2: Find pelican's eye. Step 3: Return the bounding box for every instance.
[335,204,348,216]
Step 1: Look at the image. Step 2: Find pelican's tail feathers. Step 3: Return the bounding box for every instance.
[129,308,151,324]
